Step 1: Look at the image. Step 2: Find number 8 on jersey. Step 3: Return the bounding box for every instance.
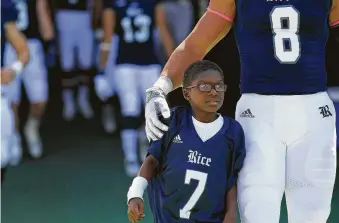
[270,6,300,64]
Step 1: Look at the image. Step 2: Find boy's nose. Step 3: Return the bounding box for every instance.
[209,88,218,96]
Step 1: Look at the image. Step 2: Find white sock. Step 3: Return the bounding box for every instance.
[25,116,40,142]
[121,129,138,162]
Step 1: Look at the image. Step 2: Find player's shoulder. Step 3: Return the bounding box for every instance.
[168,106,190,129]
[221,115,244,136]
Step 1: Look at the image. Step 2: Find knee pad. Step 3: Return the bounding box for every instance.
[121,116,141,130]
[78,69,93,85]
[61,70,78,88]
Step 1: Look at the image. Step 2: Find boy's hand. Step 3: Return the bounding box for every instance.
[223,212,237,223]
[127,198,145,223]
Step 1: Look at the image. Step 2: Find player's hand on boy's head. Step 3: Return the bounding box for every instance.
[128,198,145,223]
[145,87,170,141]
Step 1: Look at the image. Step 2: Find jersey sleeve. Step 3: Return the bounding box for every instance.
[1,0,18,23]
[228,121,246,189]
[147,139,163,161]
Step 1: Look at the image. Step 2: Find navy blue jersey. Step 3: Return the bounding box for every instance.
[147,107,246,223]
[234,0,332,95]
[1,0,18,67]
[56,0,89,11]
[12,0,40,39]
[103,0,159,65]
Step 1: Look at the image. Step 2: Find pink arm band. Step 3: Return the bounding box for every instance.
[207,7,233,22]
[330,20,339,27]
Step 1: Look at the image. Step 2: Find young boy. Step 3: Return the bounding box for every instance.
[127,60,246,223]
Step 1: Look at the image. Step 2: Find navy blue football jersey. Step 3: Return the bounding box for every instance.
[56,0,89,11]
[234,0,332,95]
[103,0,159,65]
[12,0,40,39]
[1,0,18,67]
[147,107,246,223]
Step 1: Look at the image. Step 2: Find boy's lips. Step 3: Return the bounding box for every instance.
[206,100,220,106]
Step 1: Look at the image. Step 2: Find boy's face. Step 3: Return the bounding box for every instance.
[183,70,225,113]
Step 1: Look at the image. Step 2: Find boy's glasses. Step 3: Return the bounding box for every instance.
[185,83,227,92]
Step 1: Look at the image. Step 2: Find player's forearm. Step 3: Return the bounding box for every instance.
[138,155,158,182]
[37,0,54,41]
[225,185,237,215]
[160,40,204,90]
[127,155,157,203]
[158,10,233,91]
[5,23,29,66]
[99,51,110,70]
[330,1,339,41]
[14,38,29,66]
[99,8,115,69]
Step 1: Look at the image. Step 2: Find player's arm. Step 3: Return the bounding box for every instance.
[330,0,339,41]
[127,140,162,204]
[36,0,54,41]
[154,0,235,92]
[5,22,29,69]
[223,185,237,223]
[127,140,163,223]
[99,1,116,70]
[155,2,175,58]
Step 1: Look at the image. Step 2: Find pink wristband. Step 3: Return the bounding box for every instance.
[207,7,233,22]
[330,20,339,27]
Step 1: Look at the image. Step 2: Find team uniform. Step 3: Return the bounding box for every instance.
[233,1,337,222]
[1,1,18,168]
[103,0,161,176]
[4,0,48,105]
[55,0,93,72]
[55,0,94,120]
[3,0,48,165]
[147,107,246,222]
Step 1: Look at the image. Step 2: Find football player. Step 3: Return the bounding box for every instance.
[145,0,339,222]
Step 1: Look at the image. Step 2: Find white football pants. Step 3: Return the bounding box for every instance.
[236,92,336,223]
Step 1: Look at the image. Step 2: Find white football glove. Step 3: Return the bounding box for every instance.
[145,87,171,141]
[94,70,113,102]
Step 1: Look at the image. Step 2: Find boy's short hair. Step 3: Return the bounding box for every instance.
[183,60,224,88]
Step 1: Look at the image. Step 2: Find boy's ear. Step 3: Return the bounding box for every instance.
[183,89,190,101]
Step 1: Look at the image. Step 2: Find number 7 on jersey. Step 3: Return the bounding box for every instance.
[179,169,208,219]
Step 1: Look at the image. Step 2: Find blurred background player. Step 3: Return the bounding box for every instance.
[54,0,94,121]
[4,0,54,165]
[144,0,339,222]
[1,0,29,179]
[93,0,118,134]
[101,0,174,177]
